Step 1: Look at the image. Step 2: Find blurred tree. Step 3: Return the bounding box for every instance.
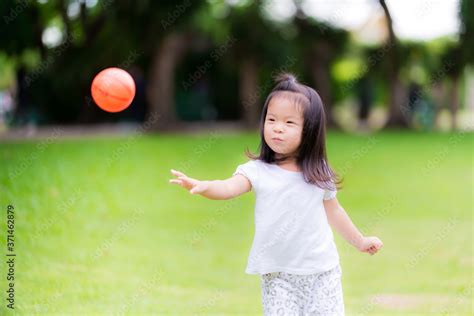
[225,1,290,128]
[0,0,204,126]
[398,41,440,128]
[79,0,205,128]
[292,8,349,129]
[0,0,116,123]
[0,0,45,58]
[193,0,301,128]
[439,0,473,130]
[378,0,408,128]
[1,0,469,131]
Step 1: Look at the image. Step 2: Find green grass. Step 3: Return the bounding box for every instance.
[0,130,472,315]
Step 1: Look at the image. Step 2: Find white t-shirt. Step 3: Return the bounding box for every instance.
[233,159,340,275]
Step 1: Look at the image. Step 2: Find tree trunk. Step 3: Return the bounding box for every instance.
[146,32,188,130]
[239,58,259,128]
[449,74,460,130]
[379,0,409,129]
[431,80,445,130]
[385,77,408,127]
[311,42,338,129]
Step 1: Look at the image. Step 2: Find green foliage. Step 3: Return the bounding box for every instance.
[460,0,474,64]
[0,1,469,124]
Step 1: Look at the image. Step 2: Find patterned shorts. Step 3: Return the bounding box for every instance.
[260,265,344,316]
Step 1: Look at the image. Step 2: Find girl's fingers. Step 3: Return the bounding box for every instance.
[367,244,381,255]
[171,169,186,177]
[190,184,202,194]
[175,174,196,185]
[365,245,377,255]
[170,179,191,188]
[169,178,196,192]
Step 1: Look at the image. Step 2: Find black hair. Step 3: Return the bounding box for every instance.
[245,73,342,191]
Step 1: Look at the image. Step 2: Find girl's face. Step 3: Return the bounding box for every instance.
[263,96,304,160]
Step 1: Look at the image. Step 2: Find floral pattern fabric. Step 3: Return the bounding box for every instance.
[260,265,344,316]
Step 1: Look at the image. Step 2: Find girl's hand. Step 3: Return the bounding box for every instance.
[169,169,209,195]
[358,236,383,255]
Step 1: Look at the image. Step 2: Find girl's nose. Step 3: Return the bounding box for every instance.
[273,124,283,133]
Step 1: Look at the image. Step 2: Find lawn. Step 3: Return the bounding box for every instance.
[0,129,472,315]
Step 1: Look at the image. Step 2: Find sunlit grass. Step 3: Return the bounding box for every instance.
[0,130,472,315]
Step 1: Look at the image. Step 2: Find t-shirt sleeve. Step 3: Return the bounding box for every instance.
[323,181,337,200]
[232,160,259,192]
[323,189,337,200]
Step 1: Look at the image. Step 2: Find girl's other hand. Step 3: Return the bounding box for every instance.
[358,236,383,255]
[169,169,209,195]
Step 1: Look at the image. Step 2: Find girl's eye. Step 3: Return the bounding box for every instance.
[287,121,294,124]
[268,118,275,122]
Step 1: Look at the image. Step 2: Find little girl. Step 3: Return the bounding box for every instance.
[169,73,383,315]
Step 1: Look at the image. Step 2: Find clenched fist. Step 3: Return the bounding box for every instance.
[358,236,383,255]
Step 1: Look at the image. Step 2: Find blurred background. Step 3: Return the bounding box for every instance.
[0,0,472,133]
[0,1,473,315]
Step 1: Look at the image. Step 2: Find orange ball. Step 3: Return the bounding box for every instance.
[91,67,136,113]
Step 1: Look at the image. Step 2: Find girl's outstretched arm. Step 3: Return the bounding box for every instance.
[169,169,251,200]
[324,197,383,256]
